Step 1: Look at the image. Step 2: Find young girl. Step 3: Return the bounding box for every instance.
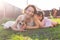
[36,11,58,28]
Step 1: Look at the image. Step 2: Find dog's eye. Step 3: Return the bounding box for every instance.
[19,23,21,25]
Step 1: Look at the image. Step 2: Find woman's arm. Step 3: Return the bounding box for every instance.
[26,17,39,29]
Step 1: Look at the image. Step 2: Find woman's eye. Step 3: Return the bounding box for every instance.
[27,10,34,13]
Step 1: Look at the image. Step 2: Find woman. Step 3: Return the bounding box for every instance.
[52,8,58,18]
[36,11,58,28]
[11,5,39,31]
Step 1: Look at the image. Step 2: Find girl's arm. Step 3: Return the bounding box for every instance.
[37,19,45,27]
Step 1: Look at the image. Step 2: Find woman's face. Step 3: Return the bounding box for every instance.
[25,7,34,18]
[53,9,57,13]
[54,10,57,13]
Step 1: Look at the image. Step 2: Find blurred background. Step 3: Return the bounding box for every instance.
[0,0,60,19]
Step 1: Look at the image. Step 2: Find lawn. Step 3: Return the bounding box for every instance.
[0,18,60,40]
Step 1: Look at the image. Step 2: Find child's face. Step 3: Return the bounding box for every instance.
[37,14,43,20]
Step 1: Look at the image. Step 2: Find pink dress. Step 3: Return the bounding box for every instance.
[43,17,52,27]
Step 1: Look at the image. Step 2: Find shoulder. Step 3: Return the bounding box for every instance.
[33,15,38,20]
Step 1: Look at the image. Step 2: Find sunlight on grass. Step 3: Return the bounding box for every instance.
[9,35,33,40]
[51,18,60,24]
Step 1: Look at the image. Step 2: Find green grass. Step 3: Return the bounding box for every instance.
[0,18,60,40]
